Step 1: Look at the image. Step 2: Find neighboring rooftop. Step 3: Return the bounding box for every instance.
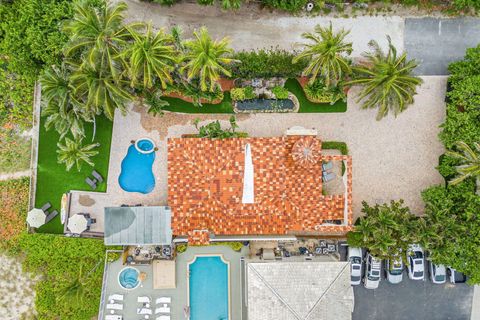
[247,261,354,320]
[168,136,353,244]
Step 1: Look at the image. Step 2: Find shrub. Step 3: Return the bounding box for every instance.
[261,0,308,12]
[0,178,29,250]
[193,116,247,139]
[176,244,188,253]
[271,86,289,99]
[230,88,246,101]
[231,49,307,79]
[197,0,215,5]
[304,78,346,104]
[152,0,177,5]
[244,86,256,99]
[0,128,32,173]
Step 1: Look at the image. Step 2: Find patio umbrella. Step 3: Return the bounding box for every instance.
[67,214,88,234]
[26,208,46,228]
[60,193,68,225]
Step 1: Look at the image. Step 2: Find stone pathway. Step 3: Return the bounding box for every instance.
[0,170,30,181]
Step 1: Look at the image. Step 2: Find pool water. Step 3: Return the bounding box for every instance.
[118,139,155,194]
[118,267,140,289]
[189,256,229,320]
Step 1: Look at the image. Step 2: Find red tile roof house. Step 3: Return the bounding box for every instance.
[168,135,353,245]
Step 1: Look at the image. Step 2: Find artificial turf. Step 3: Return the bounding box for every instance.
[162,92,234,113]
[284,78,347,113]
[35,115,113,234]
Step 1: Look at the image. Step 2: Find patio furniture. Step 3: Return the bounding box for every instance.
[107,304,123,310]
[156,297,171,304]
[92,169,104,183]
[155,306,170,314]
[137,308,152,315]
[105,315,122,320]
[156,316,170,320]
[67,214,89,234]
[89,218,97,225]
[322,172,335,183]
[108,294,124,301]
[41,202,52,212]
[45,210,58,223]
[85,177,97,190]
[138,296,151,303]
[322,161,333,171]
[27,208,47,228]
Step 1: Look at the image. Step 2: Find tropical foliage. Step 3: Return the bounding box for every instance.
[0,128,31,174]
[56,138,99,172]
[0,178,29,249]
[181,27,236,92]
[348,36,423,120]
[347,200,421,262]
[193,116,246,139]
[304,77,346,104]
[293,23,352,88]
[446,141,480,194]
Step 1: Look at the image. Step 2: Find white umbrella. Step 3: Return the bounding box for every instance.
[67,214,88,234]
[26,208,46,228]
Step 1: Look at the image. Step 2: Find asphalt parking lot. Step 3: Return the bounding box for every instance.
[352,271,474,320]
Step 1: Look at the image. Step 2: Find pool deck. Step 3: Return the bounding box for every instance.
[101,245,247,320]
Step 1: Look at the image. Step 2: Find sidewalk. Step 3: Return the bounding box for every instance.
[472,286,480,320]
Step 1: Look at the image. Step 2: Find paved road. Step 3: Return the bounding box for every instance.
[405,18,480,75]
[353,275,474,320]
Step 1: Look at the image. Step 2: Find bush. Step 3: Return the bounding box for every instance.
[271,86,289,99]
[322,141,348,155]
[152,0,177,5]
[176,244,188,253]
[304,79,334,103]
[197,0,215,4]
[231,49,307,79]
[0,178,29,250]
[0,128,32,173]
[231,86,256,101]
[261,0,308,12]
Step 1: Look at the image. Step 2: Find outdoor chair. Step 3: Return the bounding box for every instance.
[105,315,122,320]
[156,297,171,304]
[106,304,123,311]
[156,316,170,320]
[85,177,97,190]
[138,296,151,304]
[41,202,51,212]
[108,294,124,302]
[137,308,152,315]
[89,218,97,224]
[322,161,333,172]
[322,172,335,183]
[155,306,170,314]
[45,210,58,223]
[92,170,104,183]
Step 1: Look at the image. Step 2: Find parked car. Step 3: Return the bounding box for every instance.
[364,253,382,289]
[348,247,363,286]
[428,262,446,284]
[385,257,404,284]
[447,267,467,283]
[407,244,425,280]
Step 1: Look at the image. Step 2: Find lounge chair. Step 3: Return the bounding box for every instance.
[85,177,97,190]
[45,210,58,223]
[322,161,333,171]
[92,169,104,183]
[156,316,170,320]
[108,294,124,301]
[322,172,335,183]
[137,308,152,315]
[156,297,171,304]
[41,202,51,212]
[155,306,170,314]
[106,304,123,310]
[138,296,151,303]
[105,315,122,320]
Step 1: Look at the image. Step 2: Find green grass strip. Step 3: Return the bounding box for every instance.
[35,115,113,234]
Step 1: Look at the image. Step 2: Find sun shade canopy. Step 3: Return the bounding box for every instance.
[104,206,172,245]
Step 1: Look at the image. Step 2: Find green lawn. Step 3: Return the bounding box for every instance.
[284,78,347,113]
[35,115,113,234]
[162,92,234,113]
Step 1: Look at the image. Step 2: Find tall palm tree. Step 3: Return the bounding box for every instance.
[39,64,92,140]
[57,138,99,172]
[347,36,423,120]
[124,23,177,89]
[57,265,87,308]
[63,1,140,78]
[446,141,480,195]
[70,62,132,120]
[293,23,353,88]
[181,27,236,92]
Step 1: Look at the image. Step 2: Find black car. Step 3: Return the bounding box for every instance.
[447,267,467,283]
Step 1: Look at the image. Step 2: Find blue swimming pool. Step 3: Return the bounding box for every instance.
[189,256,229,320]
[118,267,140,290]
[118,138,156,194]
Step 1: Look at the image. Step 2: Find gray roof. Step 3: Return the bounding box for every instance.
[247,261,354,320]
[104,206,172,245]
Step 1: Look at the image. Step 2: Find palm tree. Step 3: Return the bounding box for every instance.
[347,36,423,120]
[124,23,177,89]
[70,62,132,120]
[57,138,99,172]
[293,23,353,88]
[446,141,480,195]
[57,265,87,308]
[181,27,237,92]
[39,64,92,140]
[63,1,141,78]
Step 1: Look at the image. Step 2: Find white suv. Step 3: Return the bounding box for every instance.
[385,257,403,284]
[348,247,363,286]
[407,244,425,281]
[364,253,381,289]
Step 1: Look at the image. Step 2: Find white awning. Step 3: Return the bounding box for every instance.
[242,143,254,204]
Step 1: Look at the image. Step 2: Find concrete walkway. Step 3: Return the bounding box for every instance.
[0,170,30,181]
[472,286,480,320]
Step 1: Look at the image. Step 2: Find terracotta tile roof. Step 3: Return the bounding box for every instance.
[168,136,353,244]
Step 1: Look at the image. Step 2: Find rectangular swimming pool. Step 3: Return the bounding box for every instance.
[188,255,230,320]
